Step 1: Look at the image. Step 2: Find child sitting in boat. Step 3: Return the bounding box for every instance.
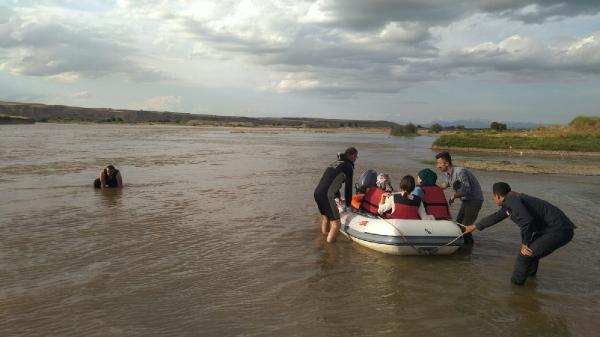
[413,168,452,220]
[377,175,435,220]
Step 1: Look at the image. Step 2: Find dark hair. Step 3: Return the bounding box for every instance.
[345,147,358,157]
[435,151,452,165]
[399,175,415,195]
[106,165,116,170]
[493,182,511,197]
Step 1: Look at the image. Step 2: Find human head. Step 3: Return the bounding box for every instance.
[376,173,393,192]
[399,175,415,194]
[106,165,116,175]
[435,151,452,173]
[492,182,511,205]
[345,147,358,162]
[417,168,437,186]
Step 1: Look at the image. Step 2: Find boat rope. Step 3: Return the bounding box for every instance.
[376,215,467,255]
[377,215,421,254]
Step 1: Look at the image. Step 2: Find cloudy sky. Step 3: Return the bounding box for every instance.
[1,0,599,124]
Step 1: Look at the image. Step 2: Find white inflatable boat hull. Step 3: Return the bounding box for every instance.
[339,207,464,255]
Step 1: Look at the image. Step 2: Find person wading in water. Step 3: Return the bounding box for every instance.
[94,165,123,189]
[314,147,358,243]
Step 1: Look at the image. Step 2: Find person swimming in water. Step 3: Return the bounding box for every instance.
[93,165,123,189]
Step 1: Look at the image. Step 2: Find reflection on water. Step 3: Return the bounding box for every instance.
[1,124,599,336]
[96,187,123,208]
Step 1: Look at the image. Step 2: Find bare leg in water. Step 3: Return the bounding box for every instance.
[321,215,330,235]
[327,220,341,243]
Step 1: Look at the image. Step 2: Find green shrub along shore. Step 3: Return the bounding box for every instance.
[433,116,600,153]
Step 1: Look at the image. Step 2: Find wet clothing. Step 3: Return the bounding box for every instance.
[443,166,483,244]
[457,200,483,244]
[93,170,120,189]
[511,229,573,285]
[314,154,354,220]
[475,192,575,285]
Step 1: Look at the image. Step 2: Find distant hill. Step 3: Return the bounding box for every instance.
[0,101,400,129]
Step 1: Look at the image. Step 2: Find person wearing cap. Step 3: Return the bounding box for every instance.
[412,168,437,199]
[435,151,483,242]
[314,147,358,243]
[94,165,123,189]
[464,182,575,285]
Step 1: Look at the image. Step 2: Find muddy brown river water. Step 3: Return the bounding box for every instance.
[1,123,599,336]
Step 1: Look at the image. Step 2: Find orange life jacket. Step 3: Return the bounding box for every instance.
[421,185,451,220]
[360,186,386,214]
[386,194,421,220]
[351,194,365,209]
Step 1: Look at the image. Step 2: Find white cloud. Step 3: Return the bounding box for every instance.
[48,72,81,83]
[139,95,182,111]
[72,90,90,98]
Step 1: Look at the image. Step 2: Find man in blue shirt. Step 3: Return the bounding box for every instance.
[464,182,574,285]
[436,151,483,244]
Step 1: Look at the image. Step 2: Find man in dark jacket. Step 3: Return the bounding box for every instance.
[464,182,575,285]
[314,147,358,243]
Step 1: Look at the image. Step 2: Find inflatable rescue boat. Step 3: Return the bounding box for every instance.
[339,205,464,255]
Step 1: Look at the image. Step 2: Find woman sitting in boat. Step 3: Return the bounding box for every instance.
[355,172,393,214]
[377,175,434,220]
[412,169,452,220]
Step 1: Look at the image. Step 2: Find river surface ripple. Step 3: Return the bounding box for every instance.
[1,124,599,337]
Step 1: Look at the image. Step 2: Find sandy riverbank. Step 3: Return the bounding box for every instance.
[454,159,600,176]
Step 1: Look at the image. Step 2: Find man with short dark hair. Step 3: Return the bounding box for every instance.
[314,147,358,243]
[464,182,575,285]
[435,151,483,244]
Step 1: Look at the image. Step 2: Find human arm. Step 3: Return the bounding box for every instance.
[116,172,123,188]
[418,202,435,220]
[378,193,393,215]
[449,171,471,203]
[344,166,353,207]
[449,191,465,205]
[99,170,107,190]
[473,208,509,230]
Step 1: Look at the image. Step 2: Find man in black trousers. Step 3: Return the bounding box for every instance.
[464,182,575,285]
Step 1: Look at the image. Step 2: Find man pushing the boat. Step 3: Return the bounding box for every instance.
[314,147,358,243]
[464,182,575,285]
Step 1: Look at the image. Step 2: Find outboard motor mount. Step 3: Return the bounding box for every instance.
[355,169,378,194]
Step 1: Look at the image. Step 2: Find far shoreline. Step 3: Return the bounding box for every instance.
[12,122,600,176]
[432,145,600,158]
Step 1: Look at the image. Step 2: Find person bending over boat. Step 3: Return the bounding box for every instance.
[378,175,434,220]
[464,182,575,285]
[412,168,451,220]
[436,151,483,243]
[94,165,123,189]
[314,147,358,243]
